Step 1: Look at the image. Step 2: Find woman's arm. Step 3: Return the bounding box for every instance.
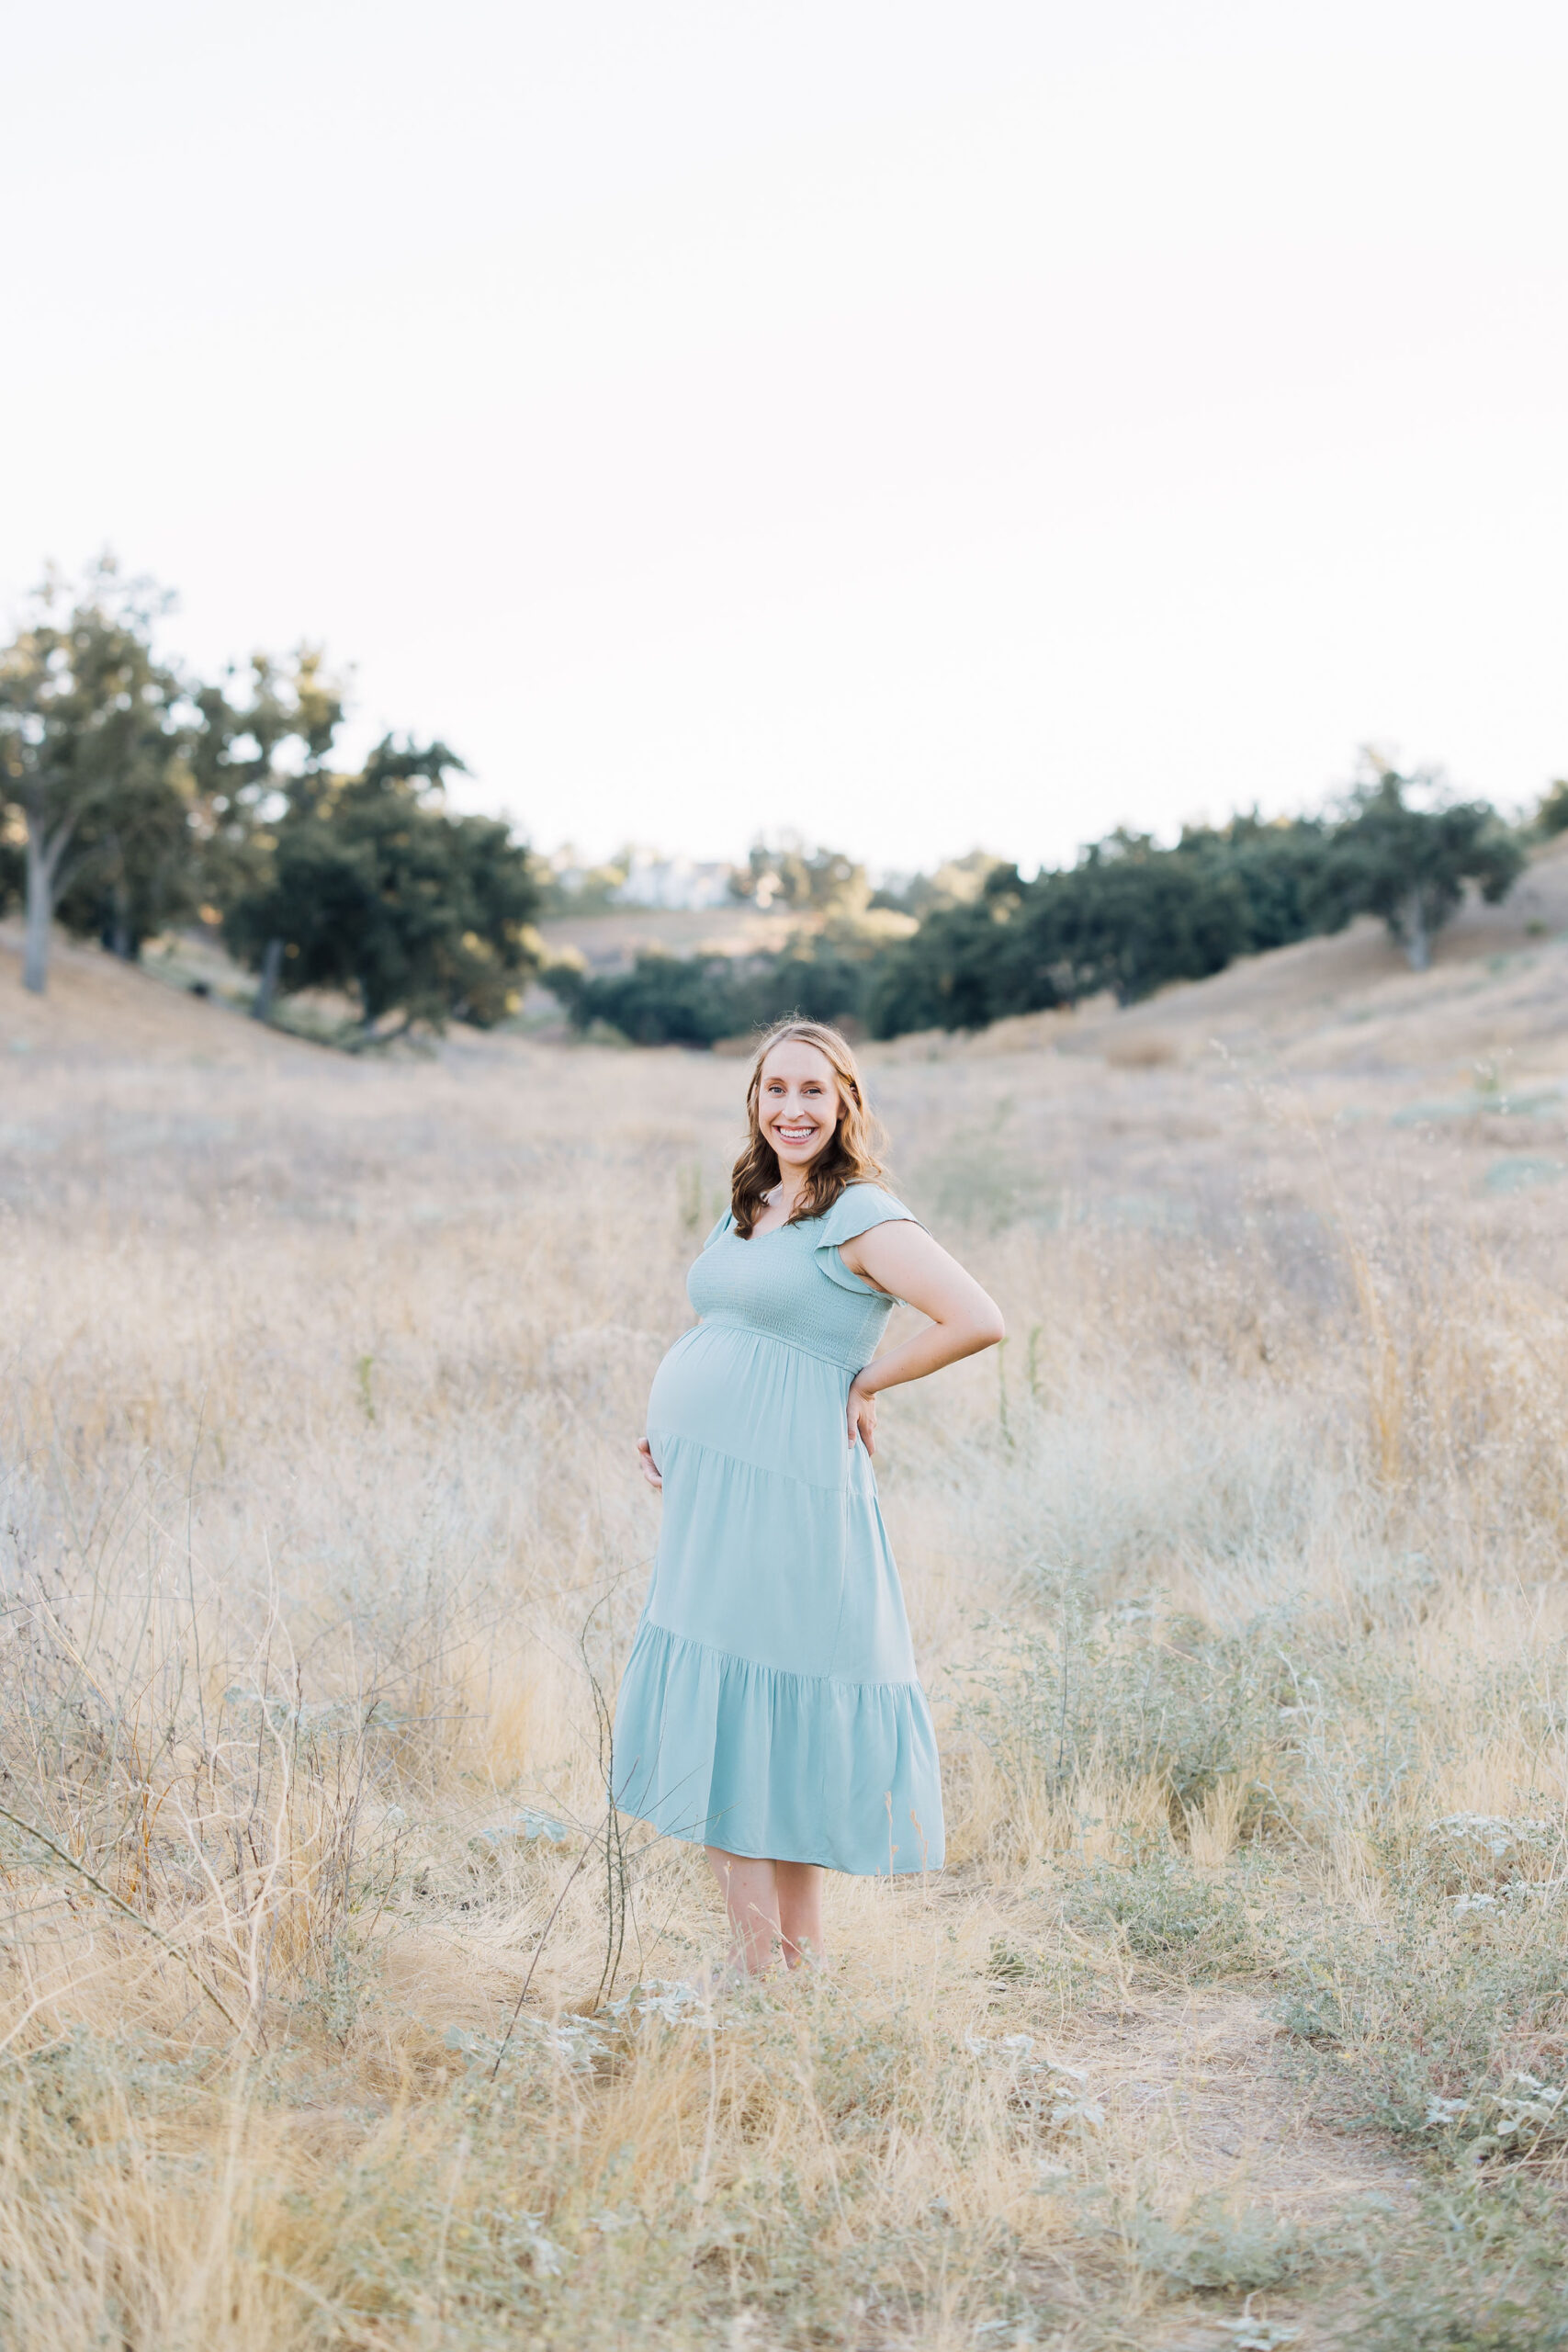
[839,1221,1004,1454]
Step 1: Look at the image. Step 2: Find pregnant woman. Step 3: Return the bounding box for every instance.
[614,1018,1005,1975]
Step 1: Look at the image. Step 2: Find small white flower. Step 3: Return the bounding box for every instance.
[1425,2096,1471,2127]
[522,2220,566,2277]
[1049,2093,1105,2132]
[1216,2322,1299,2350]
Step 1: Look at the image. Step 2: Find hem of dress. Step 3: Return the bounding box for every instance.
[637,1819,930,1874]
[615,1805,938,1878]
[612,1620,945,1877]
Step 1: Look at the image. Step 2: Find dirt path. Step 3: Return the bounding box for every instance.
[1050,1990,1416,2349]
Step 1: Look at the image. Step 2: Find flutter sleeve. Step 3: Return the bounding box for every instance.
[811,1184,924,1298]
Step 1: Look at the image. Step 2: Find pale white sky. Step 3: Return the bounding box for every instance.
[6,2,1566,874]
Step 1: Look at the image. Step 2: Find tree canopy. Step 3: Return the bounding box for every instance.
[1,559,543,1032]
[860,816,1325,1035]
[222,738,542,1032]
[548,943,866,1048]
[0,560,195,990]
[1311,766,1525,971]
[1539,779,1568,839]
[729,838,871,920]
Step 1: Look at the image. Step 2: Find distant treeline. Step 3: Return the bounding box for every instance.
[4,558,1564,1044]
[548,783,1552,1046]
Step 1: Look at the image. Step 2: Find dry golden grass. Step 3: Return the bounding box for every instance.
[2,899,1568,2347]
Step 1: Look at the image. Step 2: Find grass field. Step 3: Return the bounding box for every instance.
[3,876,1568,2349]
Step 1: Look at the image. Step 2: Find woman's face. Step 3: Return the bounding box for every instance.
[757,1040,844,1173]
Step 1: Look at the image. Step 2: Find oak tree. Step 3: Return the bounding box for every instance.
[0,560,192,992]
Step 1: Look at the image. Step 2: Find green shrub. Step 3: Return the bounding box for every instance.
[1280,1895,1568,2154]
[1129,2192,1307,2293]
[955,1607,1287,1819]
[549,946,868,1047]
[1408,1816,1561,1900]
[1066,1854,1262,1980]
[1343,2183,1568,2351]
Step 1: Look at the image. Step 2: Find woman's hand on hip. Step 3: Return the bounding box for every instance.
[637,1438,663,1490]
[847,1379,876,1456]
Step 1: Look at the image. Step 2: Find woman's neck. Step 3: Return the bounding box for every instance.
[772,1168,812,1217]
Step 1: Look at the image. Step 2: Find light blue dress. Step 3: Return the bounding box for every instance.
[613,1183,945,1875]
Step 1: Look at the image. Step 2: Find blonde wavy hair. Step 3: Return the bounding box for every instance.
[730,1020,889,1238]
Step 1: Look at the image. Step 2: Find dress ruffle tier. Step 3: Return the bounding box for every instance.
[613,1622,942,1873]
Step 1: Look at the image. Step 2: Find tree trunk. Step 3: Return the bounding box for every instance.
[103,832,133,959]
[22,813,68,996]
[1404,886,1431,973]
[22,871,50,994]
[251,935,284,1023]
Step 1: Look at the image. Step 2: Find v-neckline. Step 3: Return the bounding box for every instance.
[737,1197,813,1243]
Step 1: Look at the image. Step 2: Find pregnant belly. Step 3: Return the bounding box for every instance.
[643,1324,894,1680]
[648,1322,854,1491]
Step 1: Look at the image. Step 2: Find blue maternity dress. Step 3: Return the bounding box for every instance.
[613,1182,945,1875]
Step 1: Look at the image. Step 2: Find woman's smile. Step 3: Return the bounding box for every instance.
[757,1044,842,1168]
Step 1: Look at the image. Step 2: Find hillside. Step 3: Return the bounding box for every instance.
[930,834,1568,1078]
[536,898,807,971]
[6,835,1567,1085]
[0,922,296,1068]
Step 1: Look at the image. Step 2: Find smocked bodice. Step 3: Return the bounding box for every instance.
[686,1184,916,1373]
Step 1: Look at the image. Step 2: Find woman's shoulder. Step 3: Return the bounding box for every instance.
[835,1178,907,1212]
[812,1181,919,1239]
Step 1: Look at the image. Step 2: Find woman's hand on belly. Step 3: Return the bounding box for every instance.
[637,1437,663,1491]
